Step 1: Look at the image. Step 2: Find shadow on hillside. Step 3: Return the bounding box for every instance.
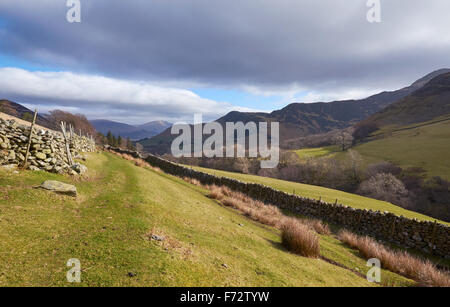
[265,238,287,253]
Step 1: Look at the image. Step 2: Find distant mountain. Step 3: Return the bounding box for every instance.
[140,68,450,154]
[0,99,56,129]
[367,72,450,127]
[90,119,171,140]
[136,120,173,136]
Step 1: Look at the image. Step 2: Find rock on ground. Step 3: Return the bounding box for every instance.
[71,163,88,175]
[40,180,77,197]
[1,164,18,171]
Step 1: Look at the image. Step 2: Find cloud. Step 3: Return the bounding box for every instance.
[0,0,450,118]
[0,67,255,123]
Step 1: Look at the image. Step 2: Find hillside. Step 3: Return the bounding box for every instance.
[91,119,171,140]
[0,152,414,286]
[0,111,50,131]
[368,72,450,126]
[338,72,450,179]
[346,118,450,180]
[189,165,448,225]
[293,118,450,180]
[139,69,450,154]
[0,99,56,129]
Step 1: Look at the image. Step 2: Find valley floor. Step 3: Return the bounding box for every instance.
[0,152,413,286]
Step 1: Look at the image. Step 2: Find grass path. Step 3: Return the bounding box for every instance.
[0,152,412,286]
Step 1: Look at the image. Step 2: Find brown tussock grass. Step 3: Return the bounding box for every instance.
[183,177,202,187]
[208,185,283,228]
[303,219,331,235]
[205,184,322,257]
[208,185,225,200]
[206,184,329,235]
[281,218,320,258]
[338,230,450,287]
[112,151,161,173]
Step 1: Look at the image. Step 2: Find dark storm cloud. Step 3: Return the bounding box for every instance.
[1,0,448,90]
[0,0,449,122]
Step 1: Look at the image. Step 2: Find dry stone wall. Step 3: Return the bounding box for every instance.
[0,118,96,174]
[109,147,450,259]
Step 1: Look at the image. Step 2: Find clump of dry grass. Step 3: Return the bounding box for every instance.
[112,151,161,172]
[281,218,320,258]
[221,196,283,228]
[303,219,331,235]
[206,184,323,258]
[207,184,329,233]
[338,230,450,287]
[208,185,225,200]
[208,185,283,228]
[183,177,202,187]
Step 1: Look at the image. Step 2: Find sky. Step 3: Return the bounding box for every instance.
[0,0,449,124]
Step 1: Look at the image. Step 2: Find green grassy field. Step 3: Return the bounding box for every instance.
[294,145,340,160]
[0,152,413,286]
[344,119,450,180]
[290,119,450,180]
[191,166,448,225]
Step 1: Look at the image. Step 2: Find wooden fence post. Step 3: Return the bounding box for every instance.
[69,124,76,151]
[390,219,396,236]
[60,121,74,166]
[22,109,38,168]
[431,220,438,247]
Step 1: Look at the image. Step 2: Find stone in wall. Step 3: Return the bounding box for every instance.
[0,118,96,174]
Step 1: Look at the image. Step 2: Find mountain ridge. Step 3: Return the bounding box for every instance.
[90,119,171,140]
[0,99,56,129]
[140,68,450,154]
[367,71,450,127]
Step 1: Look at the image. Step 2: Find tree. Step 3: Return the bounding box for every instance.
[118,135,123,148]
[424,176,450,204]
[366,162,402,179]
[126,137,135,150]
[112,135,117,147]
[96,132,107,145]
[135,143,144,153]
[48,110,96,136]
[353,121,379,144]
[106,131,114,146]
[334,129,354,151]
[22,112,33,123]
[358,173,409,206]
[347,150,363,187]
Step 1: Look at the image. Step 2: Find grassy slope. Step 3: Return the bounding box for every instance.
[0,152,413,286]
[346,119,450,180]
[191,166,448,225]
[294,145,339,160]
